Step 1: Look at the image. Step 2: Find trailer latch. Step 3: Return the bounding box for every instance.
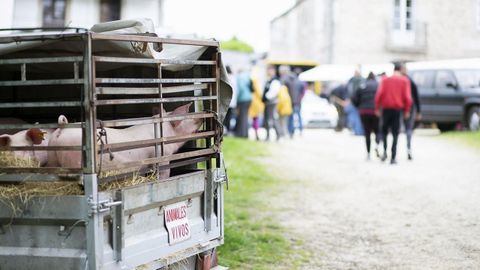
[88,197,122,215]
[214,153,229,190]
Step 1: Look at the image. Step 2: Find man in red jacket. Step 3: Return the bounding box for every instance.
[375,62,412,164]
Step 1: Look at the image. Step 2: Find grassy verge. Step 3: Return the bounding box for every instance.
[441,131,480,150]
[217,137,301,269]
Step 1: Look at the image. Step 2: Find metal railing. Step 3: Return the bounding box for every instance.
[0,31,222,183]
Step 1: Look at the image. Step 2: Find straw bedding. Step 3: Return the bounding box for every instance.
[0,152,159,203]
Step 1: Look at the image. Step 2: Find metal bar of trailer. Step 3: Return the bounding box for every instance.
[0,123,82,129]
[102,148,217,171]
[0,101,82,108]
[97,131,216,153]
[0,56,83,65]
[0,145,81,151]
[95,78,216,84]
[0,173,80,182]
[95,95,217,106]
[204,50,220,233]
[0,32,85,43]
[96,83,209,95]
[21,64,26,81]
[154,63,164,180]
[98,156,211,184]
[94,56,215,65]
[98,112,214,128]
[0,79,84,87]
[83,32,102,270]
[90,32,219,47]
[0,167,82,174]
[0,27,87,32]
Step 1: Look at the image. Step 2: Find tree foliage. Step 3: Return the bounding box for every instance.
[220,36,254,53]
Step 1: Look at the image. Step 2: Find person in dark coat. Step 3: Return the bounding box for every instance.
[286,68,306,137]
[352,72,381,159]
[400,65,422,160]
[330,83,348,132]
[346,70,365,136]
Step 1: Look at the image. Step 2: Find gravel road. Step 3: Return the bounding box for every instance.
[261,129,480,270]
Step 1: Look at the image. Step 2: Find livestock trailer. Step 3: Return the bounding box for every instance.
[0,20,230,270]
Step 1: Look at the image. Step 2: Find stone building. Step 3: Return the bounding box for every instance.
[0,0,164,30]
[269,0,480,64]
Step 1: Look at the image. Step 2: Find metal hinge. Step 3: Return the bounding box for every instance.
[88,197,122,215]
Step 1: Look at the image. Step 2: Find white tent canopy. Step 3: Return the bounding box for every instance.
[299,64,357,82]
[299,58,480,83]
[299,63,394,82]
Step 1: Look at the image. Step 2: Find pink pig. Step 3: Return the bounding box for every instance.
[47,103,203,177]
[0,128,52,166]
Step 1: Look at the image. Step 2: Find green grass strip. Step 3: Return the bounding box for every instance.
[441,131,480,150]
[217,137,299,269]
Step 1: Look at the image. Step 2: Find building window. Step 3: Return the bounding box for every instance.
[42,0,66,27]
[100,0,121,22]
[394,0,414,31]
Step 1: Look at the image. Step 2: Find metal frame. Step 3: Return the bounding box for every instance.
[0,30,224,270]
[0,31,221,181]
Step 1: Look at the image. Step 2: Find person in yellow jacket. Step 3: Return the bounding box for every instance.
[249,76,265,140]
[276,84,293,138]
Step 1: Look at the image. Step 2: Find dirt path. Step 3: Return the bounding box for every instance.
[261,129,480,270]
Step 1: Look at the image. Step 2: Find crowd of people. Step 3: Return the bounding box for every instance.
[330,62,422,164]
[225,62,422,165]
[224,64,306,142]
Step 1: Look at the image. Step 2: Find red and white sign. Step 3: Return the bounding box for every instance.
[164,201,191,245]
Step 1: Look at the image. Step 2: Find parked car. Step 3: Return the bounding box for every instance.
[301,90,338,128]
[408,60,480,132]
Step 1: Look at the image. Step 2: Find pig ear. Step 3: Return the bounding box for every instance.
[171,103,193,127]
[26,128,45,145]
[171,103,193,115]
[0,135,11,147]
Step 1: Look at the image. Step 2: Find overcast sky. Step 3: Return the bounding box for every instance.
[163,0,296,52]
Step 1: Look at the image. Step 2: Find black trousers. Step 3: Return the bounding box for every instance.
[264,103,280,140]
[234,101,251,138]
[334,103,345,131]
[223,107,235,132]
[360,114,380,154]
[381,109,402,160]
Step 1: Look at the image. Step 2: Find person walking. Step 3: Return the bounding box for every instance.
[375,63,412,164]
[330,83,348,132]
[223,66,237,134]
[278,65,296,138]
[249,76,265,141]
[346,70,364,136]
[287,68,306,137]
[277,84,293,138]
[352,72,381,160]
[262,65,282,141]
[400,65,422,160]
[234,70,253,138]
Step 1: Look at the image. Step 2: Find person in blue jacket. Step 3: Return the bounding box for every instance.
[234,70,253,138]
